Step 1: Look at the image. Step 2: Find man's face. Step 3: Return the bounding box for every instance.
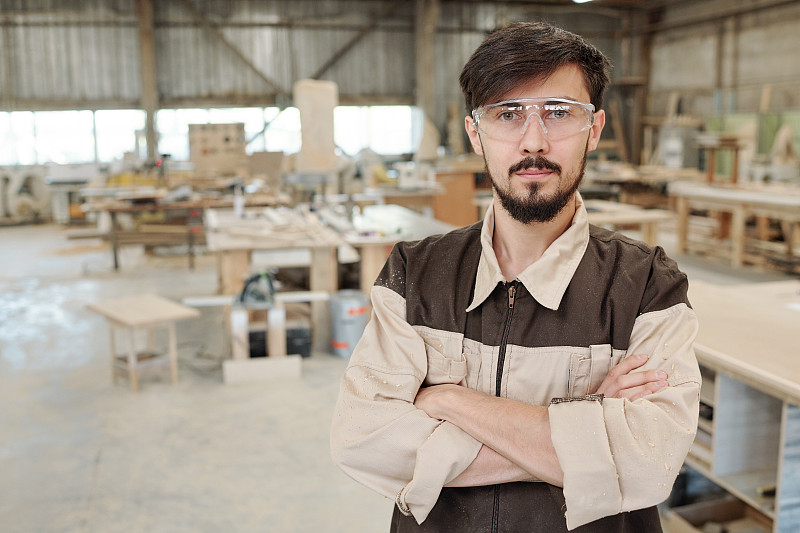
[465,64,606,224]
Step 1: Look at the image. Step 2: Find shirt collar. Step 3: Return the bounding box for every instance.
[466,194,590,312]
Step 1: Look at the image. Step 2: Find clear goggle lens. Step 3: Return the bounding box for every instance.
[472,97,595,142]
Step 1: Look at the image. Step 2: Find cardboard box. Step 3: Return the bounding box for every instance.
[188,123,248,175]
[661,496,770,533]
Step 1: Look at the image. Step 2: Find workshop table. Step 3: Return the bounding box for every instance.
[87,294,200,392]
[474,195,674,247]
[83,193,287,270]
[204,207,343,352]
[583,199,674,246]
[668,181,800,268]
[325,204,457,294]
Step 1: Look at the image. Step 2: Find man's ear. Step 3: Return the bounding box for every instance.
[586,109,606,152]
[465,116,484,156]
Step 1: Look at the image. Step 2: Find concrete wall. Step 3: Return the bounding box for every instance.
[647,0,800,118]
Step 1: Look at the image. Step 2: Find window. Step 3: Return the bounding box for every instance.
[0,112,36,165]
[95,110,146,163]
[0,104,421,167]
[264,107,301,154]
[334,107,370,156]
[157,107,272,160]
[334,105,419,156]
[1,110,143,165]
[34,111,95,164]
[156,108,209,161]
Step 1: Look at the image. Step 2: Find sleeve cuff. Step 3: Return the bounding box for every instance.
[550,393,604,405]
[396,420,482,524]
[548,398,622,530]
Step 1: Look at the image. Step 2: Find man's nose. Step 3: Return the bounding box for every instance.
[518,113,549,154]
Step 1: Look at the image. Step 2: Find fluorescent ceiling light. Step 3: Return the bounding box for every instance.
[573,0,593,3]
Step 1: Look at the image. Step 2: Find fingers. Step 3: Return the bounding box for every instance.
[613,353,650,376]
[615,369,668,392]
[614,379,668,401]
[596,354,646,396]
[596,354,669,399]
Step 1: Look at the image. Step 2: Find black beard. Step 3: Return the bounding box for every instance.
[488,152,586,224]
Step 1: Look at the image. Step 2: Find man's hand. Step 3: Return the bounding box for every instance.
[414,384,563,486]
[412,353,667,488]
[594,353,667,400]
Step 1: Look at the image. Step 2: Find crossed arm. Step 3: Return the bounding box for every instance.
[414,353,669,488]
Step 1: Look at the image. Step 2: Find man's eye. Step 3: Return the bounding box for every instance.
[496,110,521,122]
[544,105,572,121]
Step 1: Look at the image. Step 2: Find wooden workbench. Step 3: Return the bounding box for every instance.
[319,204,457,294]
[668,181,800,268]
[583,199,674,246]
[666,280,800,532]
[83,193,288,270]
[474,195,674,247]
[204,207,343,352]
[583,164,706,207]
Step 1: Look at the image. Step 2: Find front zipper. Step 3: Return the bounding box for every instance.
[495,280,518,397]
[493,280,518,532]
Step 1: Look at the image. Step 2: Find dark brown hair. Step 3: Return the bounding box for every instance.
[459,22,611,112]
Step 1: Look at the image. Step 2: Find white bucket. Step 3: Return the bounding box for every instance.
[330,290,370,358]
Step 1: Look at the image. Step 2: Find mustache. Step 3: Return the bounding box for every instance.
[508,156,561,177]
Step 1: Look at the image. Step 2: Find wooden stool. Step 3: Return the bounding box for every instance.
[87,294,200,392]
[698,135,743,184]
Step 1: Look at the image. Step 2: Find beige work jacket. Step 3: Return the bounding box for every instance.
[331,199,701,530]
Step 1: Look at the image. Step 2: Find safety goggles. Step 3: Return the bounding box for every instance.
[472,97,595,142]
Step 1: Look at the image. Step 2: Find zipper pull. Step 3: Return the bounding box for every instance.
[508,283,517,309]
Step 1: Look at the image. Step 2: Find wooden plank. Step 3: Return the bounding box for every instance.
[230,308,249,361]
[66,228,107,240]
[433,171,478,226]
[730,206,746,268]
[587,208,673,225]
[216,250,250,296]
[310,246,337,352]
[87,294,200,328]
[355,242,392,295]
[676,196,689,254]
[266,305,287,358]
[222,355,302,384]
[182,291,330,308]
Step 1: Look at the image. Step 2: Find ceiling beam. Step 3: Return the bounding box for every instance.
[136,0,159,160]
[640,0,800,34]
[172,0,289,96]
[309,1,401,80]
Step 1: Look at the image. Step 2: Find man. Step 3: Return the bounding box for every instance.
[331,21,700,532]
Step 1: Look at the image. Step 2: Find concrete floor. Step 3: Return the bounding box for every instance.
[0,223,793,533]
[0,224,391,533]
